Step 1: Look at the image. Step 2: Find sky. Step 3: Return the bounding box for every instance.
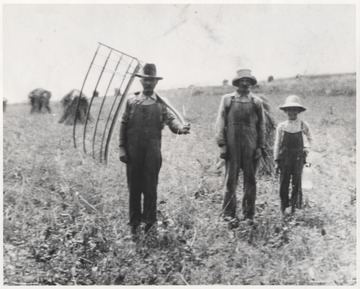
[2,2,358,103]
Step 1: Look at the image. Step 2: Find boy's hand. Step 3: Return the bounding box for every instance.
[303,148,309,156]
[303,148,309,164]
[255,147,266,162]
[254,148,261,162]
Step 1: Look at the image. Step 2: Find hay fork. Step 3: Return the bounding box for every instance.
[73,42,186,165]
[91,54,123,159]
[82,48,113,154]
[103,63,140,163]
[73,43,100,148]
[73,42,140,163]
[100,60,140,163]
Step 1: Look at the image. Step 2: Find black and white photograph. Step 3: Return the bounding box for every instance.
[2,1,358,286]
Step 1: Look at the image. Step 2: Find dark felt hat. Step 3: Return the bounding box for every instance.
[135,63,163,80]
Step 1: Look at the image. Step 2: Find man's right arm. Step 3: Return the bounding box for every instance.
[215,95,227,147]
[119,98,131,163]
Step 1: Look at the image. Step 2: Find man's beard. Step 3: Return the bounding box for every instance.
[143,86,154,92]
[237,85,250,93]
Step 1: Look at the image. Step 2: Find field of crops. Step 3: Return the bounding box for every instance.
[3,73,356,285]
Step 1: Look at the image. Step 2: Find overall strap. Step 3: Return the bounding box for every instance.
[279,121,304,151]
[224,94,235,127]
[126,92,143,123]
[225,94,235,116]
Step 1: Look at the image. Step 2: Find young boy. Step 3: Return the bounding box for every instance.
[273,95,313,216]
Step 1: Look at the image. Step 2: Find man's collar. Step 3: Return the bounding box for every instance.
[141,92,157,100]
[235,91,251,98]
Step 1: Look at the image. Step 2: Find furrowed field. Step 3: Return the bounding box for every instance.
[3,73,356,285]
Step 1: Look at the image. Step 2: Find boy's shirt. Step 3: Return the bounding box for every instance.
[273,118,313,161]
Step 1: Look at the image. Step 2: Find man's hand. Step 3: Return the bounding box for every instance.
[303,148,309,157]
[119,146,127,163]
[274,160,280,174]
[219,145,227,160]
[179,124,191,134]
[254,147,263,162]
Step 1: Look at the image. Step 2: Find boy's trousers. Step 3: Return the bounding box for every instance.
[279,131,305,212]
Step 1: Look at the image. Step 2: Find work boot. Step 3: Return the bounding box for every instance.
[229,217,240,229]
[222,215,239,229]
[245,218,254,226]
[241,216,255,226]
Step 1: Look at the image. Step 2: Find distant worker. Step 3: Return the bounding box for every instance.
[215,69,266,227]
[273,95,313,216]
[119,63,190,240]
[58,89,91,125]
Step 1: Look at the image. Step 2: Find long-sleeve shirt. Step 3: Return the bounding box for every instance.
[119,92,183,147]
[215,91,265,148]
[273,118,313,161]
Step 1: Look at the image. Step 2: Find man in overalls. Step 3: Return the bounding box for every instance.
[273,95,312,215]
[119,63,190,238]
[215,69,266,227]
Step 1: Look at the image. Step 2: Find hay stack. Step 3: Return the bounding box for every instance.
[28,88,52,114]
[256,94,276,176]
[59,90,91,125]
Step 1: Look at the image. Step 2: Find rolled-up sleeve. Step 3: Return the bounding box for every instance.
[303,121,313,149]
[163,104,183,134]
[119,99,131,147]
[273,124,283,161]
[215,95,227,147]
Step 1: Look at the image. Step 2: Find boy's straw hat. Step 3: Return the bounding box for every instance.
[135,63,163,80]
[232,69,257,86]
[280,95,307,111]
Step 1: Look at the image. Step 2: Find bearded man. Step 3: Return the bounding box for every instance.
[215,69,266,227]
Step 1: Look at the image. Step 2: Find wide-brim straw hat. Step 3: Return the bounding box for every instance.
[279,95,307,111]
[232,69,257,86]
[135,63,163,80]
